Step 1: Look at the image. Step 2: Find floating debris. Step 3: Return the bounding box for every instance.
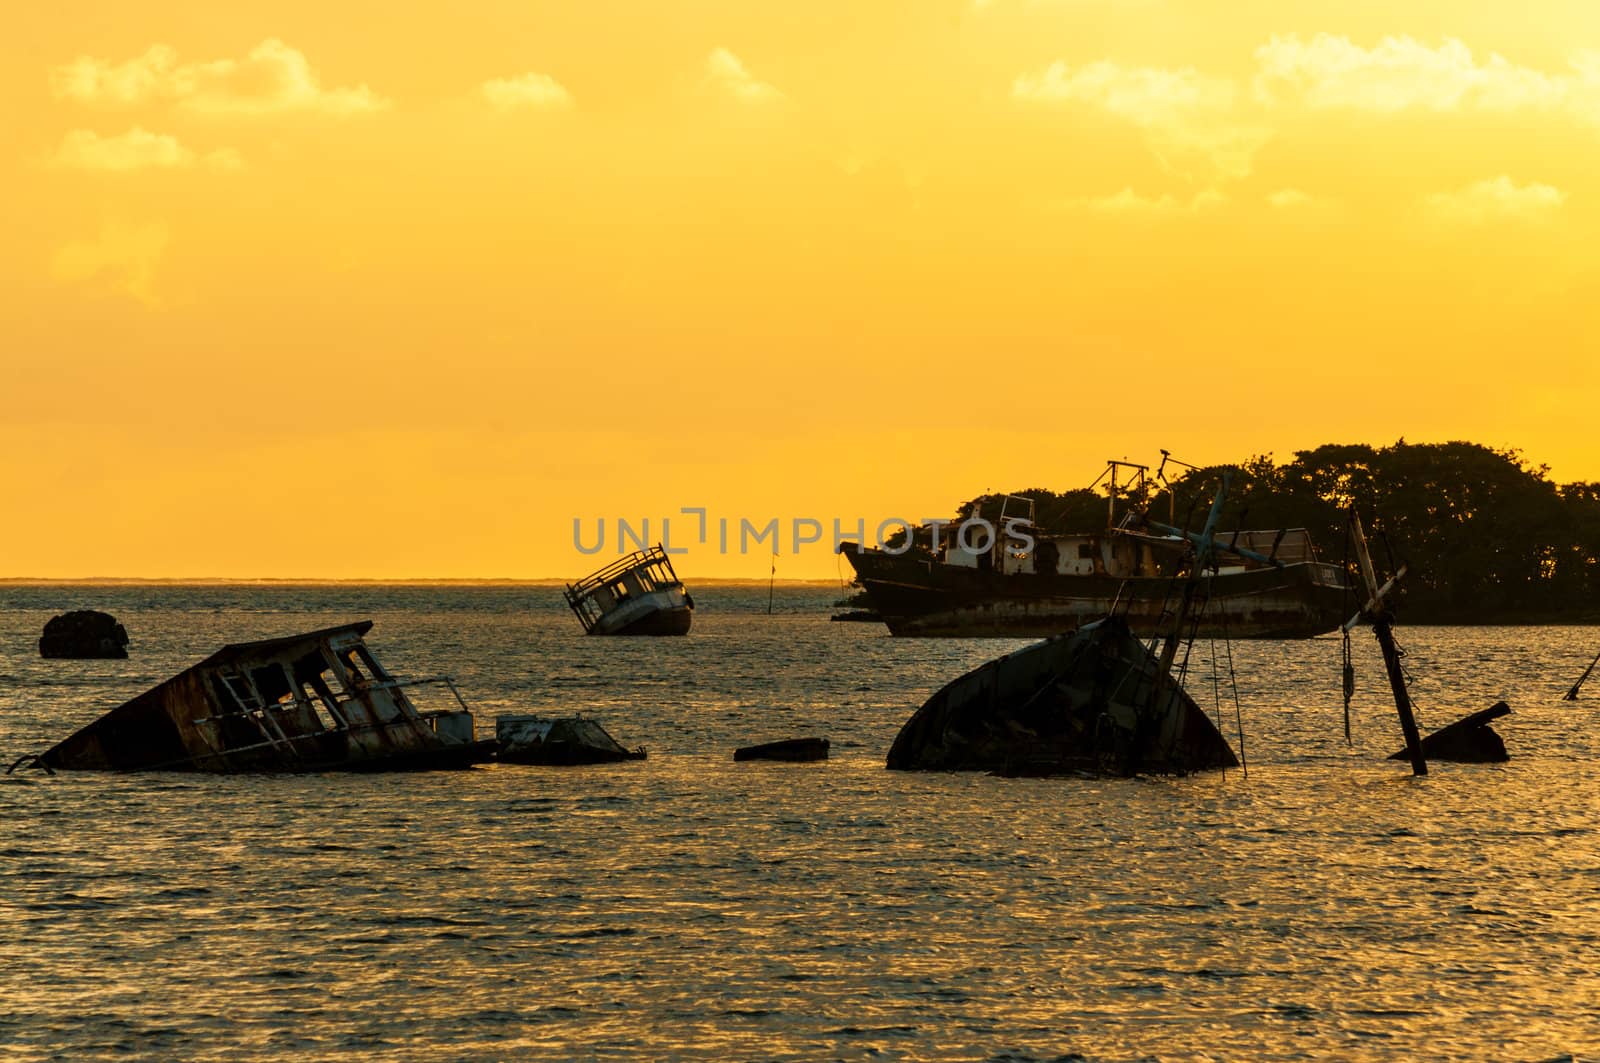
[34,621,493,772]
[495,715,646,765]
[39,610,128,659]
[734,737,829,762]
[565,545,693,636]
[1387,702,1510,764]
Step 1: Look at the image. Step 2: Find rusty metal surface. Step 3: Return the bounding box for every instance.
[39,622,491,773]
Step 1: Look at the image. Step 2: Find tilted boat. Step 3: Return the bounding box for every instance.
[887,473,1253,777]
[32,622,494,772]
[565,545,694,636]
[886,615,1237,775]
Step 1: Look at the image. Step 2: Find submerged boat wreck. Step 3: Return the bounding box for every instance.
[36,622,494,772]
[565,545,694,636]
[889,474,1256,777]
[495,714,646,765]
[841,462,1346,638]
[886,616,1237,775]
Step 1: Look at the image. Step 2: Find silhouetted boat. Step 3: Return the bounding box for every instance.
[565,545,694,635]
[886,615,1237,775]
[32,622,493,772]
[842,489,1345,638]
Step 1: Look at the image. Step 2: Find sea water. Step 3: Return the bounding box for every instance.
[1,583,1597,1061]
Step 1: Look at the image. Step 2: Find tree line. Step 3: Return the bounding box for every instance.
[950,441,1600,623]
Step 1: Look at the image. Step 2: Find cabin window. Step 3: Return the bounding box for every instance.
[1078,544,1094,559]
[611,581,630,600]
[213,673,256,713]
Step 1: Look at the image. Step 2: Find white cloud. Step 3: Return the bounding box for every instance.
[47,127,242,172]
[704,48,783,105]
[51,222,171,305]
[1254,34,1589,118]
[1013,59,1266,180]
[1267,188,1313,208]
[51,39,387,115]
[1423,176,1566,223]
[1014,60,1235,125]
[481,71,573,111]
[1055,186,1225,216]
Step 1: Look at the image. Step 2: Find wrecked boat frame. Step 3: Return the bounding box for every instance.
[34,621,495,773]
[565,545,694,636]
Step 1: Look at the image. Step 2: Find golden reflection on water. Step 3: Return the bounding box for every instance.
[0,585,1597,1060]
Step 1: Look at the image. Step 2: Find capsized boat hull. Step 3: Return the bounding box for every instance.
[887,615,1238,775]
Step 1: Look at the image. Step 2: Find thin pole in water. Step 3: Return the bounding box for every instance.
[768,553,776,615]
[1566,645,1600,700]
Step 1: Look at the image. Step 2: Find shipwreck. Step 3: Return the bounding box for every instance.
[565,545,694,636]
[887,472,1255,777]
[32,622,495,772]
[495,714,647,765]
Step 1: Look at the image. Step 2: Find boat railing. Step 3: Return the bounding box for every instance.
[564,545,678,602]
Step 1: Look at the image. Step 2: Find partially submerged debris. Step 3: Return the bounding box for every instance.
[495,714,646,765]
[565,545,693,636]
[734,737,829,762]
[39,610,128,659]
[1388,702,1510,764]
[36,621,493,772]
[888,472,1256,778]
[886,616,1238,775]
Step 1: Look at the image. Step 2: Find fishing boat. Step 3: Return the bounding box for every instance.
[564,545,694,636]
[841,464,1346,638]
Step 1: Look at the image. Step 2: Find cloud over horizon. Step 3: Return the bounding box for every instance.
[51,40,388,116]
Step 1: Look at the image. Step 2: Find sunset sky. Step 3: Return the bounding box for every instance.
[4,0,1599,578]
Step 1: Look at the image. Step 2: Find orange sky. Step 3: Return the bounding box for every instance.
[3,0,1598,578]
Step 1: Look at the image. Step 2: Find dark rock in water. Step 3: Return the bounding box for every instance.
[1388,701,1510,763]
[496,715,647,765]
[39,610,129,659]
[886,615,1238,776]
[734,737,829,761]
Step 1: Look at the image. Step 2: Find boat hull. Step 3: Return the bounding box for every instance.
[843,547,1346,638]
[605,604,693,636]
[887,615,1238,775]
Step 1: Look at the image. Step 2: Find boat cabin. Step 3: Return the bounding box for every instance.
[37,622,491,772]
[565,545,694,636]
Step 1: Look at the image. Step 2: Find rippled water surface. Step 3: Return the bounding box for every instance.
[2,583,1598,1061]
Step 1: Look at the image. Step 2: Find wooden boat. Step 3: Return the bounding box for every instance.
[565,545,693,636]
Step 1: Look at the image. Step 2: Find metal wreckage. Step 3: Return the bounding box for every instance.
[27,622,496,773]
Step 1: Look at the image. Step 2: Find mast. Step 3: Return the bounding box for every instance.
[1343,507,1427,776]
[1142,471,1233,754]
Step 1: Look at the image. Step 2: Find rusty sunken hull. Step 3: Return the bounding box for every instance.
[843,546,1347,639]
[38,622,495,773]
